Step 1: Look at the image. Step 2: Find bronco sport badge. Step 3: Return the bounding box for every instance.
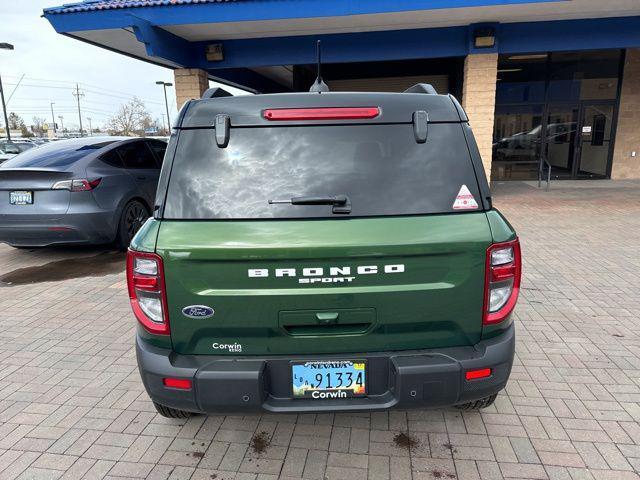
[248,264,405,284]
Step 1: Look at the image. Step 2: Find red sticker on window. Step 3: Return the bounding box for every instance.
[452,184,479,210]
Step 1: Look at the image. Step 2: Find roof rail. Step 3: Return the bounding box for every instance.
[404,83,438,95]
[202,87,233,99]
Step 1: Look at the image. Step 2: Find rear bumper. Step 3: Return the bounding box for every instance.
[137,324,514,414]
[0,211,117,247]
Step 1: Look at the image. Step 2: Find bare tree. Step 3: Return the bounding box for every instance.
[107,97,152,136]
[32,116,47,137]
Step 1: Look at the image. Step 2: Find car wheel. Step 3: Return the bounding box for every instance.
[153,402,192,418]
[115,200,149,250]
[454,393,497,410]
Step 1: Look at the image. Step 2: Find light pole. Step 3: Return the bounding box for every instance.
[156,81,172,133]
[50,102,56,136]
[72,83,84,136]
[87,117,92,136]
[0,42,14,142]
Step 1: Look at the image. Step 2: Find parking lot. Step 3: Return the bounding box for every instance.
[0,180,639,480]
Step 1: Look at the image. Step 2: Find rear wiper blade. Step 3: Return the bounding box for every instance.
[269,195,351,214]
[270,195,347,206]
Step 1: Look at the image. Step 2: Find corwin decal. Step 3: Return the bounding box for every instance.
[212,342,242,353]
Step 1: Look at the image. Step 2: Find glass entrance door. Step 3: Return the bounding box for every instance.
[576,104,614,178]
[545,106,578,179]
[544,103,615,179]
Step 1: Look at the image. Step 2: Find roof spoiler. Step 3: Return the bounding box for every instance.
[404,83,437,95]
[202,87,233,99]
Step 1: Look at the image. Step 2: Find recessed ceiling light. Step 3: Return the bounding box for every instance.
[508,54,548,60]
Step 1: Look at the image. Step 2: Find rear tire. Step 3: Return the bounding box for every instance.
[115,200,149,251]
[153,402,192,419]
[455,393,497,410]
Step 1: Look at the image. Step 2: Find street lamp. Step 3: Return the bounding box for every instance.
[50,102,56,136]
[156,81,173,133]
[0,42,15,142]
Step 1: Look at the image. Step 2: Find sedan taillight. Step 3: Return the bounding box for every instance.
[126,250,169,335]
[52,178,101,192]
[483,238,521,325]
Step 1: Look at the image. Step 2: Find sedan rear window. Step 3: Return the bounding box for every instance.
[163,124,483,219]
[1,139,115,168]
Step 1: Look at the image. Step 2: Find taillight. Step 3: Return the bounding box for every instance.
[483,238,521,325]
[52,178,101,192]
[263,107,380,121]
[126,250,169,335]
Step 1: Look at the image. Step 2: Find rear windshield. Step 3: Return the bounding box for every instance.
[163,124,482,219]
[2,140,115,169]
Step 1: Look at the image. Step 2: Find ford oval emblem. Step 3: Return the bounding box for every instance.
[182,305,215,319]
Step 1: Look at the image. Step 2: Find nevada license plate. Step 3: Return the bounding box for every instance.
[292,360,366,399]
[10,191,33,205]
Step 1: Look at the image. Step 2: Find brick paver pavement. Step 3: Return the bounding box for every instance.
[1,180,639,480]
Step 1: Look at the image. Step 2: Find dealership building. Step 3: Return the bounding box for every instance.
[44,0,640,182]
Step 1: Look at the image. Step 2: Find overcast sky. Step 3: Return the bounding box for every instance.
[0,0,245,132]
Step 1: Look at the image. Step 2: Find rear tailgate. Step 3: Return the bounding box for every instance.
[158,102,491,356]
[159,213,492,355]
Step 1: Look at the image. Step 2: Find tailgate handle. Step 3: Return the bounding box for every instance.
[279,308,375,336]
[315,312,339,325]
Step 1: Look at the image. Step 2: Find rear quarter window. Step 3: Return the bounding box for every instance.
[99,149,123,168]
[163,123,482,219]
[147,141,167,166]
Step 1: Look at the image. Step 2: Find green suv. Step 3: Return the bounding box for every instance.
[127,85,520,417]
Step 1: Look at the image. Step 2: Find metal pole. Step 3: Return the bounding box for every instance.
[162,84,171,132]
[0,74,11,142]
[50,102,56,135]
[73,83,83,136]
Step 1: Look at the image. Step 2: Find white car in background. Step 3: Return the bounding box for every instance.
[0,143,23,163]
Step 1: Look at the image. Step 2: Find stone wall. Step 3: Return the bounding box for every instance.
[461,53,498,181]
[174,68,209,109]
[611,49,640,179]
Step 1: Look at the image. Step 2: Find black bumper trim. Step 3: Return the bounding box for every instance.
[136,324,515,414]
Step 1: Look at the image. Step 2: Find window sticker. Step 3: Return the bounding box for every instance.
[452,184,479,210]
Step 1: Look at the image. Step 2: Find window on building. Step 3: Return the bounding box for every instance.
[492,104,544,180]
[492,49,622,181]
[496,54,547,104]
[548,50,621,102]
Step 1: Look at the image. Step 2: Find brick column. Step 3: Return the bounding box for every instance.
[174,68,209,108]
[461,53,498,181]
[611,49,640,179]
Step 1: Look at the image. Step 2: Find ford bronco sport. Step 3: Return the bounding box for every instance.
[127,84,520,417]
